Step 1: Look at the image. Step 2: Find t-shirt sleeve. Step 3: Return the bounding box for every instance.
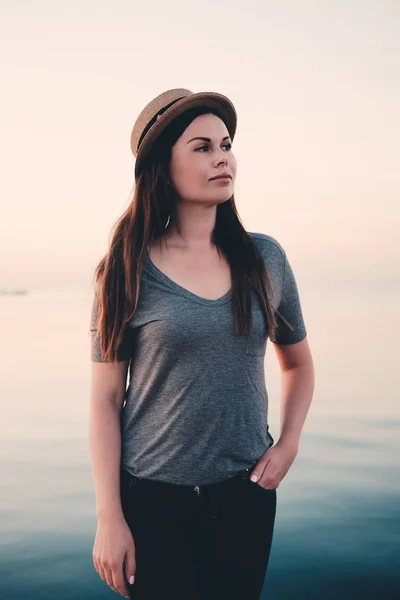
[273,251,307,345]
[89,294,133,362]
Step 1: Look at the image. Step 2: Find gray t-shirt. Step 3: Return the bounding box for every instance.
[90,232,307,485]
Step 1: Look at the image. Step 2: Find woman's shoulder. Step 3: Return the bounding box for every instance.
[246,231,286,261]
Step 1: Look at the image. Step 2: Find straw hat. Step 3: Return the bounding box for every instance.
[130,88,237,178]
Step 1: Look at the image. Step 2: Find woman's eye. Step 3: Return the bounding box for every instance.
[195,143,232,152]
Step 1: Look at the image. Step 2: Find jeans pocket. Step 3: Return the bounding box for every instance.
[121,469,140,495]
[245,477,276,494]
[129,476,139,491]
[255,483,277,493]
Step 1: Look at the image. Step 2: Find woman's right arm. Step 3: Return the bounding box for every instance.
[89,359,135,598]
[89,360,128,521]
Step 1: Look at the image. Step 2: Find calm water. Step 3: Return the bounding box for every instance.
[1,283,399,599]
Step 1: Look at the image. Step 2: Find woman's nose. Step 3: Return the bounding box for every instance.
[215,152,228,166]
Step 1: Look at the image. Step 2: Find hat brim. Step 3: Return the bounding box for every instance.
[132,92,237,178]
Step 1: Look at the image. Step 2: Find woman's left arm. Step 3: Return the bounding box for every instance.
[250,337,315,489]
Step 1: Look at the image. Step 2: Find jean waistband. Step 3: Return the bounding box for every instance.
[121,460,258,492]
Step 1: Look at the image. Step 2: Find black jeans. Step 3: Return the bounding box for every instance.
[120,461,277,600]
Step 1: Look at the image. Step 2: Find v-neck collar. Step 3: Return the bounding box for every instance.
[144,252,232,307]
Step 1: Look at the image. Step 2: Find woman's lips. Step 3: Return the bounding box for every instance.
[210,176,231,183]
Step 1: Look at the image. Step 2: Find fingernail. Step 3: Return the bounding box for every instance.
[129,575,135,584]
[250,474,258,482]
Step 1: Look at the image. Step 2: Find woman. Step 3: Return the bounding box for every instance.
[89,88,315,600]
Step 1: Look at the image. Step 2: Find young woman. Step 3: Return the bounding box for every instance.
[89,88,315,600]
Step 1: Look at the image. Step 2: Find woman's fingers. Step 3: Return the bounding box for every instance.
[92,521,136,597]
[124,547,136,587]
[112,562,131,598]
[96,562,106,583]
[104,566,120,596]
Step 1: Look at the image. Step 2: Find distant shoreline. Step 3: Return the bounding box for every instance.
[0,290,28,296]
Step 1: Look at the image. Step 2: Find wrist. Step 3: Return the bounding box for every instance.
[276,436,299,453]
[96,502,125,523]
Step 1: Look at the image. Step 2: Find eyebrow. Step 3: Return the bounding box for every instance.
[186,136,231,144]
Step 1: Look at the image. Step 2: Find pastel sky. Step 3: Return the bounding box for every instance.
[1,0,398,290]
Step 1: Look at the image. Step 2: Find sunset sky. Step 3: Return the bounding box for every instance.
[1,0,398,290]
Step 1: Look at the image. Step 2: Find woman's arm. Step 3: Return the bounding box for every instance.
[274,336,315,451]
[250,337,315,488]
[89,360,130,522]
[89,360,136,597]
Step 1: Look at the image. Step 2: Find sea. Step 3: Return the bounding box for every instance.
[0,281,399,599]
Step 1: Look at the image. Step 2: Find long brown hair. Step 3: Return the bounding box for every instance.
[91,107,292,362]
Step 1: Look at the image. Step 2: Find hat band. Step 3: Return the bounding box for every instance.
[137,96,187,151]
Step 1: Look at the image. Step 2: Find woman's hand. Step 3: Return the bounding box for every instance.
[92,515,136,598]
[250,440,299,490]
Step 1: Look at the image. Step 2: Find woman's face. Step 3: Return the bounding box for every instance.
[168,113,237,205]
